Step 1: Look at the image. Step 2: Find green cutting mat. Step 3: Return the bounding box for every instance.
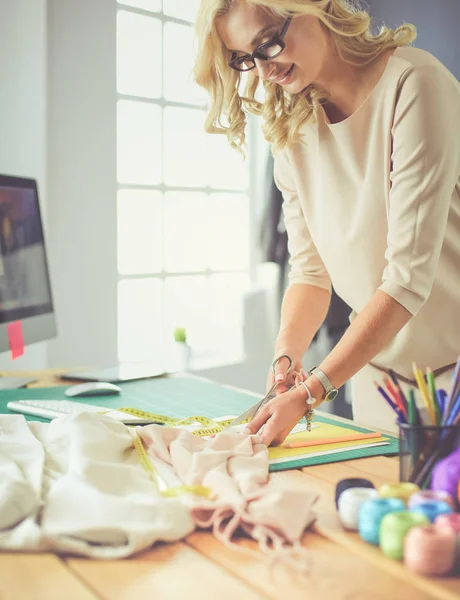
[0,376,398,471]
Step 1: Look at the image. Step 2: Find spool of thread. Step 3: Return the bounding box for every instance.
[358,498,405,545]
[435,514,460,571]
[410,500,453,523]
[408,489,456,511]
[338,487,379,530]
[379,482,420,505]
[404,525,457,576]
[335,477,375,508]
[380,511,430,560]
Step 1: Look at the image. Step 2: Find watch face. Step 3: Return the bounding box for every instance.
[326,389,338,402]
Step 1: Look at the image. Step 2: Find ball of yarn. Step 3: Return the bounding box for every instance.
[410,500,453,523]
[431,447,460,499]
[358,498,405,545]
[335,477,375,508]
[338,487,379,530]
[408,490,456,510]
[380,511,430,560]
[379,482,420,505]
[435,513,460,571]
[404,525,457,576]
[436,513,460,533]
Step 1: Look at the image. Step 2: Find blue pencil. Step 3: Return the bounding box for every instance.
[436,389,448,422]
[444,355,460,421]
[445,391,460,426]
[374,382,406,423]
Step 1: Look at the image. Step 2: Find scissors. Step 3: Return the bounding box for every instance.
[226,354,294,429]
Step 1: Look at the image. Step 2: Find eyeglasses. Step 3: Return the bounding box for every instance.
[228,16,292,72]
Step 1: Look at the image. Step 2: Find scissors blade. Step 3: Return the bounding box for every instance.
[226,400,263,428]
[226,390,277,429]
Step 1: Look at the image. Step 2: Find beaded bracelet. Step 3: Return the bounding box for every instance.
[299,380,315,432]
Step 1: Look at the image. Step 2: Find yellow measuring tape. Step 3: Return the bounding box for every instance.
[119,407,241,437]
[132,433,212,499]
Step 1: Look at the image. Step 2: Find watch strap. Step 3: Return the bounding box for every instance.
[309,367,336,400]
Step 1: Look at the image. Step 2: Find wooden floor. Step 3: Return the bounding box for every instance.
[1,455,459,600]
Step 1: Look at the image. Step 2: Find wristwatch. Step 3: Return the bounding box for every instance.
[308,367,338,402]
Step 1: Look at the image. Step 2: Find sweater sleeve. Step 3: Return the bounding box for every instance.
[378,64,460,315]
[273,149,332,292]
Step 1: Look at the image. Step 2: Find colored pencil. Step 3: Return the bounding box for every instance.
[412,362,435,425]
[374,382,406,422]
[388,368,408,413]
[383,376,408,419]
[426,368,442,426]
[407,388,419,426]
[436,389,447,419]
[444,355,460,421]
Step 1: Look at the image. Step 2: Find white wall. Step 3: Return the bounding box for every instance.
[46,0,118,368]
[0,0,48,371]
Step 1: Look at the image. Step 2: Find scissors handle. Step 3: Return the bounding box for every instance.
[271,354,293,375]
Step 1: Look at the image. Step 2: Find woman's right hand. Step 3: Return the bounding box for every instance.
[266,355,306,396]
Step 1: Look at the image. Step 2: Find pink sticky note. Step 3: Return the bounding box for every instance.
[7,321,25,359]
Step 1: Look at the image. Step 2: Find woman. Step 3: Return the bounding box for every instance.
[194,0,460,444]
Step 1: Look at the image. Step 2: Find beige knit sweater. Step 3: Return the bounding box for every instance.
[274,46,460,380]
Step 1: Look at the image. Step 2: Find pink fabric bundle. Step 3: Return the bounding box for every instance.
[137,426,318,569]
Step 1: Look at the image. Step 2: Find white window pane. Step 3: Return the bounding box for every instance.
[163,0,200,22]
[118,278,163,362]
[207,193,250,270]
[117,190,162,275]
[164,276,209,351]
[164,22,207,105]
[117,0,161,12]
[164,107,207,187]
[207,134,249,190]
[117,12,162,99]
[117,100,162,185]
[164,192,207,273]
[209,272,249,358]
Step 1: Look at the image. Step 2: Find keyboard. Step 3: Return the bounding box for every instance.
[6,399,157,425]
[7,399,107,420]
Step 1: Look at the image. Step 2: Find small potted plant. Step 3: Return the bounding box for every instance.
[173,327,192,371]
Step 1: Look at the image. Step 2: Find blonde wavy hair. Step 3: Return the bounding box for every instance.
[194,0,416,154]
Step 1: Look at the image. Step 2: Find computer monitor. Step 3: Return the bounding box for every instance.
[0,174,57,353]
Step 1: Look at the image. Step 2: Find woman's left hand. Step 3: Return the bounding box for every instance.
[244,371,322,446]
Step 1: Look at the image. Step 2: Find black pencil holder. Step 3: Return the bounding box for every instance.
[398,423,459,485]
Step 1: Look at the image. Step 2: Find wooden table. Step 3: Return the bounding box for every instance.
[1,370,460,600]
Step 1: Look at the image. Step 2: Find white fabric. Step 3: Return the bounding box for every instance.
[0,412,318,562]
[0,413,194,558]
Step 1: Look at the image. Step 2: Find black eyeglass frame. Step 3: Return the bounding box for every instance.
[228,16,293,72]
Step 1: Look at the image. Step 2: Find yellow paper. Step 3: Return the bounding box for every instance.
[268,422,385,460]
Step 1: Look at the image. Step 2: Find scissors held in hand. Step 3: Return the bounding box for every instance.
[227,355,294,428]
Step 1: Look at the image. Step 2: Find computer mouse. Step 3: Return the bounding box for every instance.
[65,381,122,398]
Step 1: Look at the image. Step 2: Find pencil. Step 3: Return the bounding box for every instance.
[426,368,442,426]
[412,362,435,425]
[436,389,448,422]
[374,382,406,422]
[444,355,460,421]
[383,376,408,419]
[388,369,408,413]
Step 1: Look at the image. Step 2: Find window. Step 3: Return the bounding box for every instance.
[116,1,252,368]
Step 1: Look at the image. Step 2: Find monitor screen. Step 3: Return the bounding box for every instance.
[0,175,56,351]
